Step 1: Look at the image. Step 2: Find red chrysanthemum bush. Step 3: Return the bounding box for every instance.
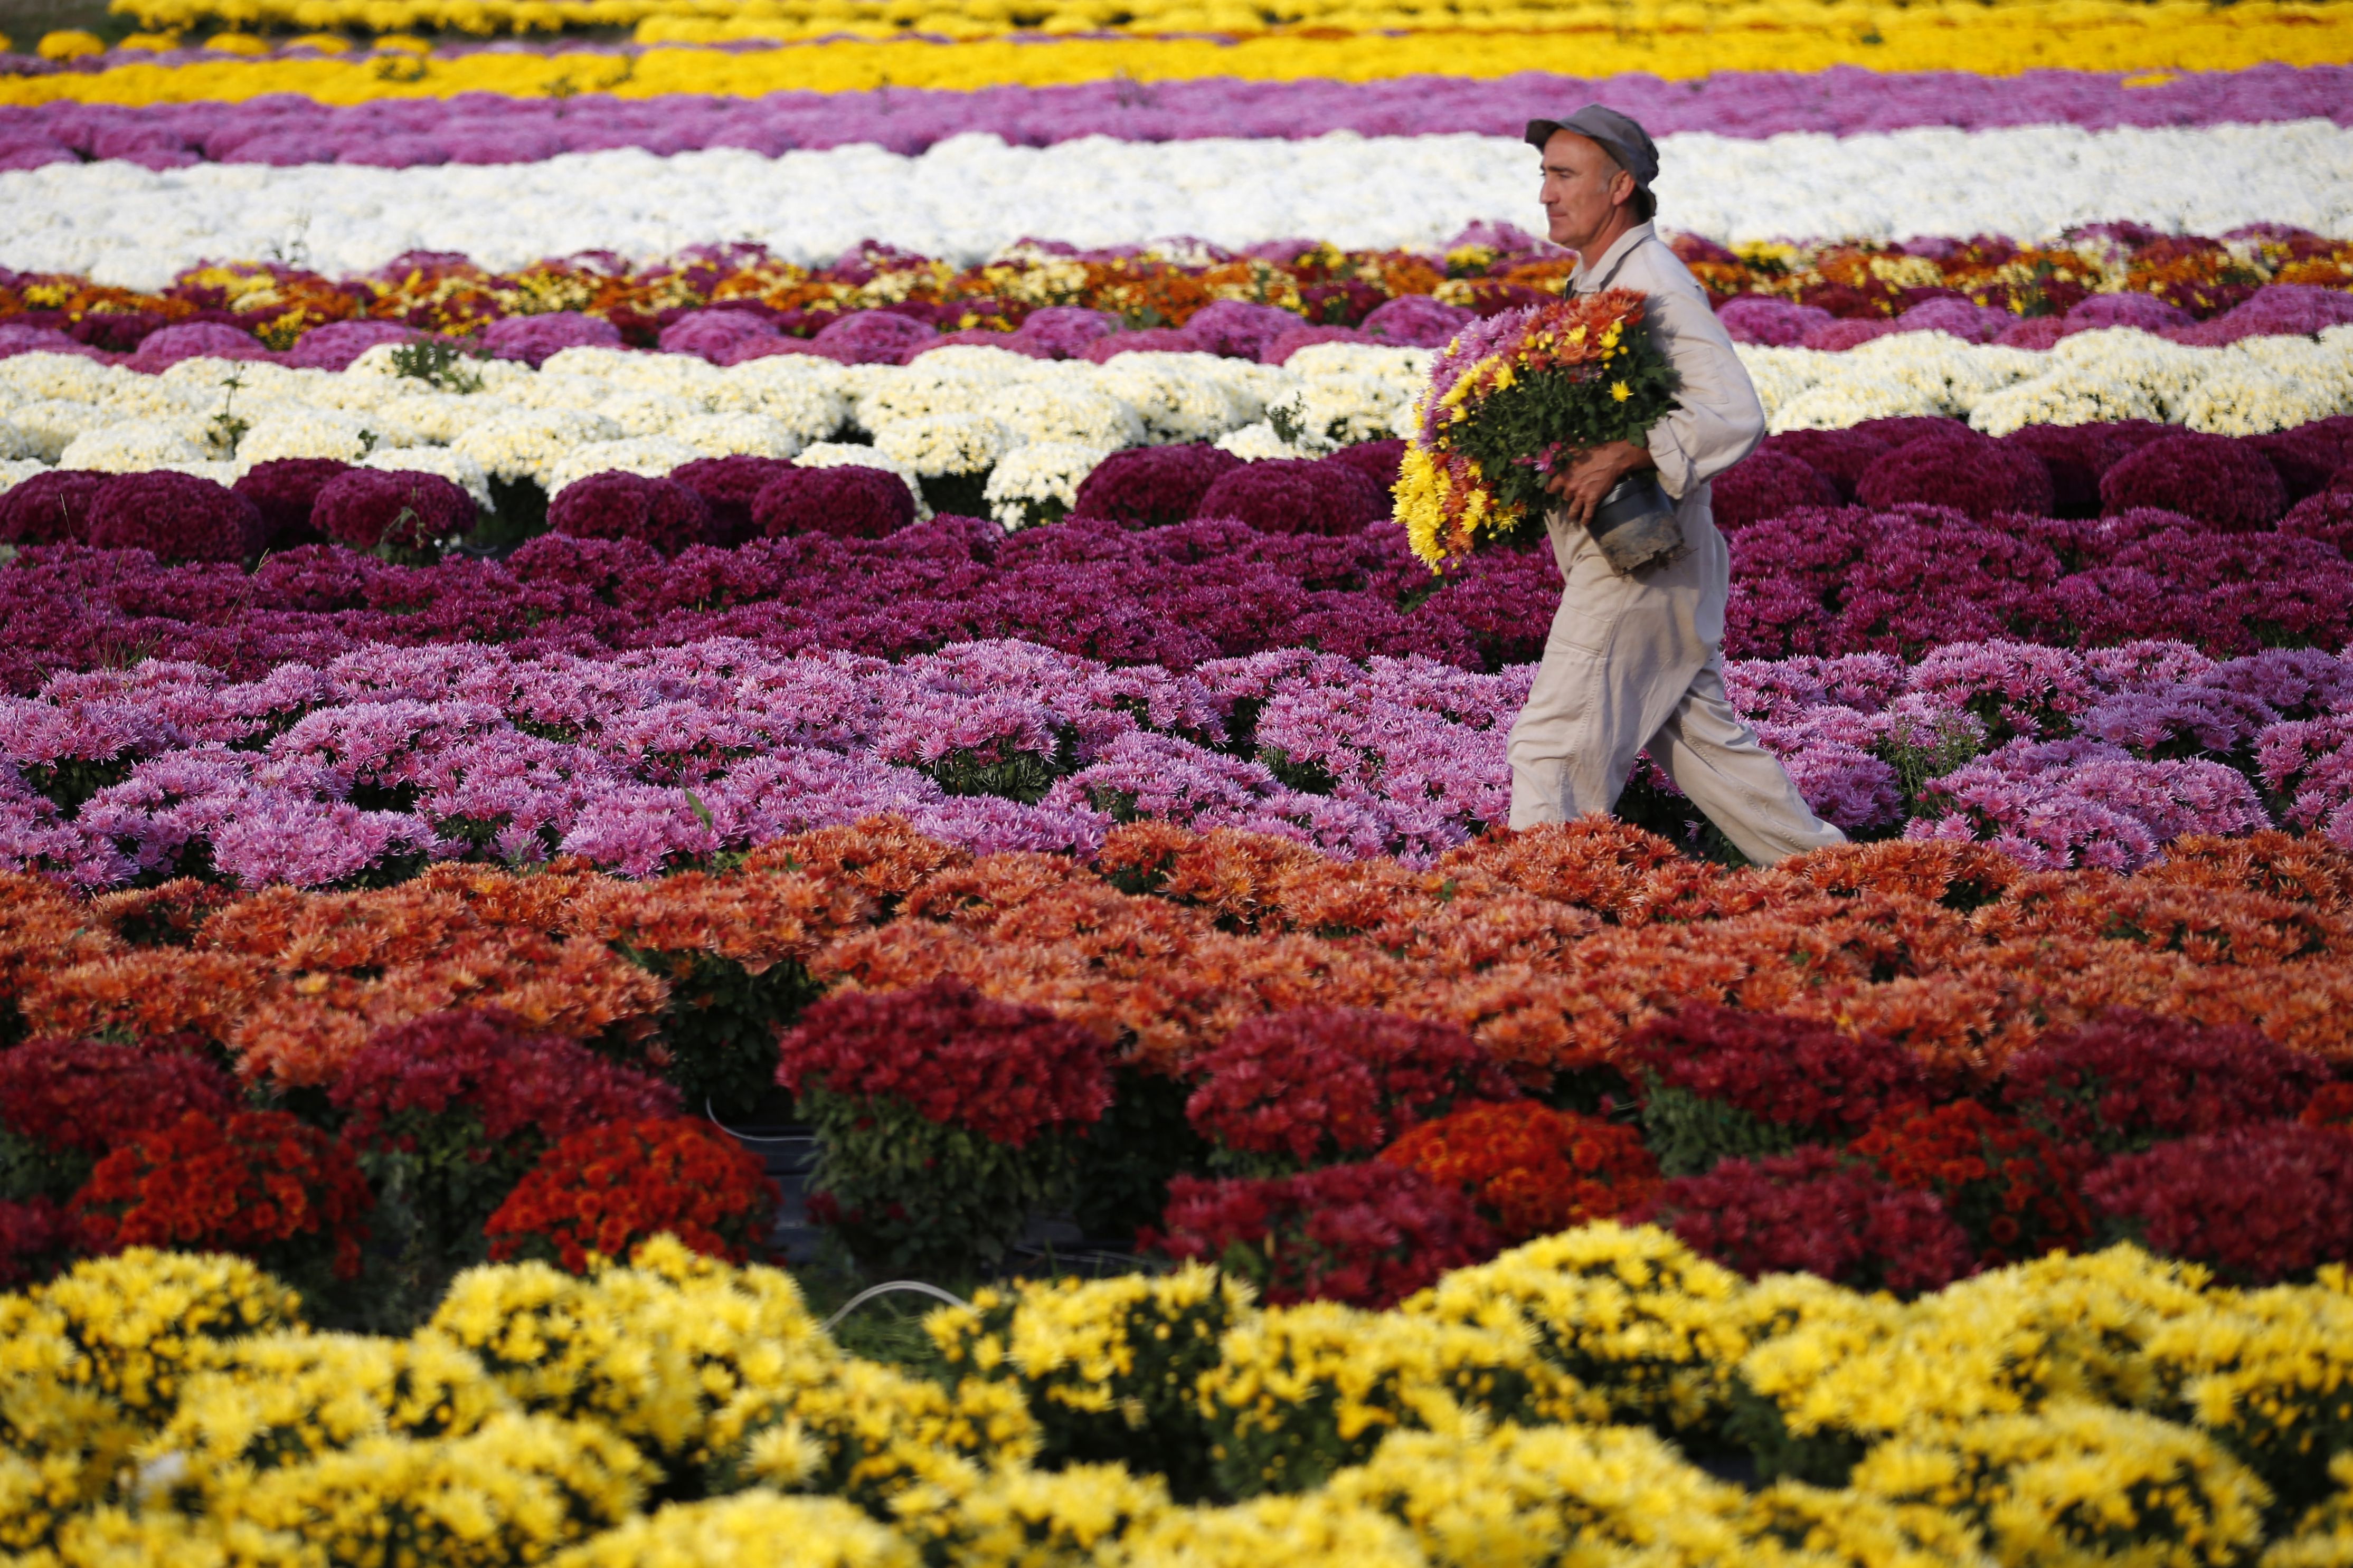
[1625,1005,1935,1176]
[1184,1007,1520,1176]
[1636,1145,1977,1295]
[1850,1100,2091,1267]
[1144,1161,1500,1309]
[2300,1082,2353,1130]
[2084,1123,2353,1284]
[328,1008,682,1261]
[72,1109,373,1284]
[0,1036,242,1202]
[1378,1100,1658,1242]
[2000,1010,2331,1154]
[482,1116,777,1274]
[776,977,1112,1274]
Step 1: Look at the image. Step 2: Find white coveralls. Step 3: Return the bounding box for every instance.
[1504,222,1847,864]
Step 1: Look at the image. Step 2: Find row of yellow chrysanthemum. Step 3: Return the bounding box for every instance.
[7,0,2347,108]
[6,1224,2352,1568]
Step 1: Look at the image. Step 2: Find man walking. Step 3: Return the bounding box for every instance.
[1504,105,1847,865]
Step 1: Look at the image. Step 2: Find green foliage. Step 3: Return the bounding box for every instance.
[0,1128,91,1205]
[1724,1381,1865,1487]
[1258,747,1337,796]
[1069,1066,1212,1244]
[923,733,1075,805]
[632,950,823,1120]
[390,338,489,394]
[801,1089,1081,1278]
[918,470,991,520]
[1641,1081,1800,1179]
[16,757,137,816]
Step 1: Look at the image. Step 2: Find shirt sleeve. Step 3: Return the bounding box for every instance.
[1627,245,1766,500]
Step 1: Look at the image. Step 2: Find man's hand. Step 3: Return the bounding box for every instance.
[1543,439,1656,528]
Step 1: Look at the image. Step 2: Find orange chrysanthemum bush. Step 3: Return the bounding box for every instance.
[1378,1100,1659,1243]
[71,1109,373,1291]
[482,1117,778,1274]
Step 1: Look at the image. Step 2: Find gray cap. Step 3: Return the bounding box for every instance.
[1524,104,1660,190]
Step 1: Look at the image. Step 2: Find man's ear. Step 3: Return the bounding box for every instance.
[1610,168,1636,210]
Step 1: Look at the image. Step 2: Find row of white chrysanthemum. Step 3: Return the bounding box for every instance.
[6,120,2353,290]
[1,325,2347,529]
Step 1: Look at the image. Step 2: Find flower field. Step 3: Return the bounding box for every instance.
[7,0,2353,1556]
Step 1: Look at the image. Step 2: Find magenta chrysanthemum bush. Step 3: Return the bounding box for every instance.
[313,468,476,555]
[2100,432,2290,531]
[750,465,918,539]
[1070,444,1243,529]
[547,472,711,555]
[83,472,262,564]
[479,310,623,366]
[1195,459,1388,536]
[0,470,106,546]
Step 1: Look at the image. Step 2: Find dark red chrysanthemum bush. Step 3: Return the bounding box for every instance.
[312,468,477,558]
[2083,1122,2353,1285]
[84,471,263,564]
[1145,1161,1499,1309]
[2001,1010,2330,1154]
[776,977,1111,1273]
[72,1109,373,1285]
[1069,442,1242,529]
[1185,1006,1520,1175]
[484,1116,777,1274]
[329,1008,682,1259]
[1626,1005,1936,1176]
[1851,1100,2091,1267]
[750,465,917,539]
[0,1035,241,1203]
[1637,1144,1977,1295]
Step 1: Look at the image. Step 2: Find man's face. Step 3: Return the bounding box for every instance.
[1538,130,1636,252]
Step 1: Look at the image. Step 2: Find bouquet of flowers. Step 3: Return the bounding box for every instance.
[1395,288,1681,571]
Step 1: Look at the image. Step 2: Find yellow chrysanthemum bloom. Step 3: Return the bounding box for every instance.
[2,1251,303,1422]
[35,28,105,58]
[1405,1223,1751,1436]
[548,1491,918,1568]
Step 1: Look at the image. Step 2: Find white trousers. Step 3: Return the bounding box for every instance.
[1504,494,1847,866]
